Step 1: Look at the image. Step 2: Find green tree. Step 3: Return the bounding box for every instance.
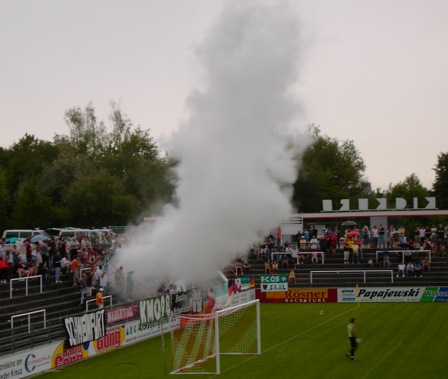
[6,134,59,194]
[0,168,10,232]
[292,126,369,212]
[385,173,429,206]
[384,174,431,239]
[11,178,58,228]
[433,152,448,209]
[64,172,138,227]
[59,103,107,163]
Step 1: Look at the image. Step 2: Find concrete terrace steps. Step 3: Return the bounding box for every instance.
[0,278,83,332]
[241,249,448,288]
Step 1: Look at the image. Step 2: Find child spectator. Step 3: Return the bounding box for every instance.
[288,269,296,284]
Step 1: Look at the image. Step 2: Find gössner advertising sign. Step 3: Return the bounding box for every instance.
[260,288,338,303]
[260,275,289,292]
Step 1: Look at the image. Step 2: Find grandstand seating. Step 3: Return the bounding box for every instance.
[245,248,448,288]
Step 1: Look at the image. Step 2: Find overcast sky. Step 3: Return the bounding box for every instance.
[1,0,447,191]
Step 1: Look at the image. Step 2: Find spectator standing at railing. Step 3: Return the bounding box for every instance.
[11,245,20,265]
[54,251,62,283]
[47,237,57,269]
[25,240,32,262]
[299,235,307,251]
[0,240,5,260]
[398,226,406,244]
[96,287,104,309]
[4,250,13,279]
[126,271,134,300]
[71,254,80,286]
[0,257,9,283]
[99,268,108,294]
[310,236,318,251]
[414,227,421,248]
[362,226,370,248]
[114,266,125,298]
[38,262,50,285]
[79,273,87,307]
[419,227,427,247]
[370,225,378,249]
[95,265,105,291]
[61,254,71,275]
[59,239,68,261]
[39,241,49,266]
[436,224,445,251]
[388,225,396,248]
[378,225,386,249]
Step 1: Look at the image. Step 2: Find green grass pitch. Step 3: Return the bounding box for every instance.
[38,302,447,378]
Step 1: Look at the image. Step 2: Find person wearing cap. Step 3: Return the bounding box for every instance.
[96,287,104,309]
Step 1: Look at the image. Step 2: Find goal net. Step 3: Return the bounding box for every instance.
[170,299,261,374]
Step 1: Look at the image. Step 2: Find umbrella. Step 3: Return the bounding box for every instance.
[31,234,49,243]
[6,237,19,244]
[341,221,357,227]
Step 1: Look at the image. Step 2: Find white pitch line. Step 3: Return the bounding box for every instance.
[360,342,402,379]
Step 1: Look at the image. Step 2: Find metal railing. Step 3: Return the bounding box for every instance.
[86,295,113,312]
[310,270,394,284]
[11,309,46,333]
[375,250,431,263]
[10,275,43,298]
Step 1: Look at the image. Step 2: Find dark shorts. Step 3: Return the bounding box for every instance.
[349,337,357,349]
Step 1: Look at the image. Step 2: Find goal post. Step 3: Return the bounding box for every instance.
[170,299,261,374]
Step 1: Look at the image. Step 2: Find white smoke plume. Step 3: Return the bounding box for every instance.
[113,1,306,297]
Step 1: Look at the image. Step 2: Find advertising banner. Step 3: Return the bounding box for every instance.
[260,275,289,292]
[63,309,106,347]
[107,304,139,325]
[419,287,448,302]
[0,342,58,378]
[338,287,423,302]
[139,294,171,326]
[259,288,337,303]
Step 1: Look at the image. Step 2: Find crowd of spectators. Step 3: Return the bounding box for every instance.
[0,232,135,310]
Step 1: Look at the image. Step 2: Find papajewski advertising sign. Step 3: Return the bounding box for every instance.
[338,287,422,302]
[260,275,288,292]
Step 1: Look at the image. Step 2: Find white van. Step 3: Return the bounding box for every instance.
[58,229,99,238]
[2,229,47,240]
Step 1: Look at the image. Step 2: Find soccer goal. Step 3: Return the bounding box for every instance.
[170,299,261,375]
